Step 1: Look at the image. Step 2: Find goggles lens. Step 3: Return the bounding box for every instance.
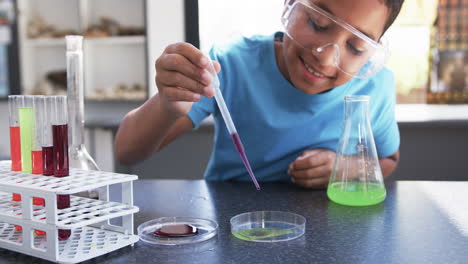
[281,0,388,78]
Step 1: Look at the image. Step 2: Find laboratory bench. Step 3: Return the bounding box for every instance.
[1,180,467,264]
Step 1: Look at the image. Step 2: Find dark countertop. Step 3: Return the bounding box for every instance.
[1,180,468,264]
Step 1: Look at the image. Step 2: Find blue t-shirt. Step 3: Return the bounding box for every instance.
[188,33,400,182]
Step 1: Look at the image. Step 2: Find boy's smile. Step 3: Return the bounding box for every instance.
[276,0,389,94]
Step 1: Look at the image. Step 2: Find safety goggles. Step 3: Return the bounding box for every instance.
[281,0,389,78]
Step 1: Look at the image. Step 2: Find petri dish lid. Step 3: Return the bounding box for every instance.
[138,216,218,246]
[230,211,306,242]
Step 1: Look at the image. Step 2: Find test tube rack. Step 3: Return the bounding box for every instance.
[0,160,139,263]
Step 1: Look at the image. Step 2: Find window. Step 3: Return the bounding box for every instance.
[198,0,283,52]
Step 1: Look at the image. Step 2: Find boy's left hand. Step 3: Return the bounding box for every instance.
[287,149,336,189]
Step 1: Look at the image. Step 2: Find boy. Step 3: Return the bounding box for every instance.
[115,0,404,189]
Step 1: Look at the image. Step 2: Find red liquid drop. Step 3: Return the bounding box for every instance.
[9,126,21,171]
[230,133,260,190]
[154,224,198,237]
[42,146,54,176]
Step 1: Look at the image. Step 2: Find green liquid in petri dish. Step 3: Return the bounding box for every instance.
[232,228,293,241]
[327,182,386,206]
[19,107,34,173]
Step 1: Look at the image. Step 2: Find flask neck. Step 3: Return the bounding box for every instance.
[344,95,370,122]
[67,50,85,147]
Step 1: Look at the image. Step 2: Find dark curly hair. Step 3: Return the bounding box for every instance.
[382,0,405,33]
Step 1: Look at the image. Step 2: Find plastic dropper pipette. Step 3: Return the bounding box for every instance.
[205,58,261,190]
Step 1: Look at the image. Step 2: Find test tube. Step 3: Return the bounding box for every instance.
[18,95,34,173]
[32,96,44,175]
[32,96,46,218]
[9,95,23,231]
[42,96,54,176]
[8,95,21,171]
[51,95,71,240]
[34,96,53,236]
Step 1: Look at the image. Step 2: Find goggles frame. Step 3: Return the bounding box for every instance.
[281,0,389,78]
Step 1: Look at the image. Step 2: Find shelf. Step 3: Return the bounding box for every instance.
[0,222,139,264]
[24,38,65,47]
[85,36,145,45]
[0,161,138,195]
[24,36,145,47]
[0,194,139,229]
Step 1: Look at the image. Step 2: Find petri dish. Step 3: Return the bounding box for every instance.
[230,211,306,242]
[138,216,218,246]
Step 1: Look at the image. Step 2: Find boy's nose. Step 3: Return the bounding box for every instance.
[313,43,340,67]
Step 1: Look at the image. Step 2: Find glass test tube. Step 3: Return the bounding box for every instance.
[32,96,46,214]
[34,96,53,236]
[9,95,23,231]
[52,95,69,177]
[8,95,21,171]
[18,95,34,173]
[32,96,44,175]
[52,95,71,240]
[42,96,54,176]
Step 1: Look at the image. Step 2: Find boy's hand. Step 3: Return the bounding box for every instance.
[287,149,336,189]
[155,42,220,117]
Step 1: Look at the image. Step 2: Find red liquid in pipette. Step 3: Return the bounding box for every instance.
[230,133,260,190]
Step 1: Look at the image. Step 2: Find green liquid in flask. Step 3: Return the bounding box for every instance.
[327,182,386,206]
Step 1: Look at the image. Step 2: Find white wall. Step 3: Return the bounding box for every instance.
[146,0,185,96]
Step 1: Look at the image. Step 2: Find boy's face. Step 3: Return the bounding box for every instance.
[278,0,389,94]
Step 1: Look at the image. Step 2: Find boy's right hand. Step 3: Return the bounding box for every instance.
[155,42,220,118]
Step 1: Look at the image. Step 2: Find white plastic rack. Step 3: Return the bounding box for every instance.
[0,160,139,263]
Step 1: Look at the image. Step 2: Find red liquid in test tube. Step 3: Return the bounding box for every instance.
[52,96,71,240]
[9,126,21,171]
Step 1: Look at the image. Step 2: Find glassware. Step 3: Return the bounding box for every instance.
[32,96,44,175]
[51,95,71,240]
[42,96,54,176]
[8,95,21,171]
[66,35,100,172]
[32,96,45,217]
[18,95,33,174]
[9,95,23,231]
[327,95,386,206]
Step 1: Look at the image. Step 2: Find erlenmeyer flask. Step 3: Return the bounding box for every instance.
[327,95,386,206]
[66,35,100,197]
[66,35,99,171]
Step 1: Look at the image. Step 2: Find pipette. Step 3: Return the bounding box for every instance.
[205,58,261,190]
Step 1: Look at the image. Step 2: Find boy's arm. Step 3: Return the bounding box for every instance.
[288,149,400,189]
[379,150,400,177]
[114,94,193,166]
